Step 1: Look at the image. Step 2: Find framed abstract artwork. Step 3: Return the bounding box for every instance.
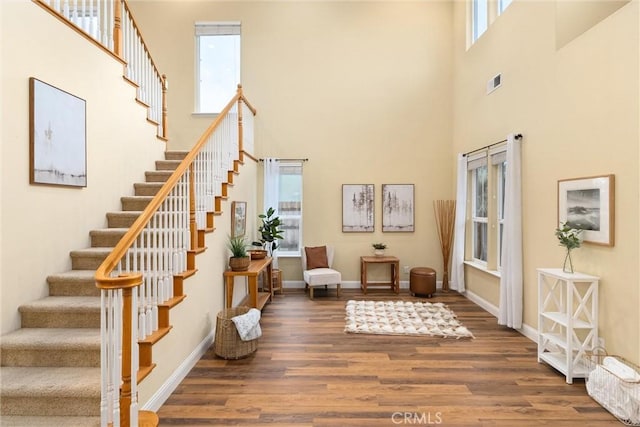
[382,184,415,232]
[231,201,247,237]
[29,77,87,187]
[342,184,374,232]
[558,174,614,246]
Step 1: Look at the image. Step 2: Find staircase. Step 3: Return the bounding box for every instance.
[0,151,188,426]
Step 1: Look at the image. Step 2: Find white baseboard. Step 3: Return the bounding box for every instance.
[141,331,214,411]
[283,280,443,290]
[462,289,537,344]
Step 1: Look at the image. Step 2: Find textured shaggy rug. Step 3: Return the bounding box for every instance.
[344,300,474,339]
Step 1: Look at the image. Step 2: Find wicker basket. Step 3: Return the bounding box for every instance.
[585,347,640,425]
[214,307,258,359]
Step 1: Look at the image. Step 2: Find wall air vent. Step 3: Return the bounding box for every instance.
[487,73,502,94]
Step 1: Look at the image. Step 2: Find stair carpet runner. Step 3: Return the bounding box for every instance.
[0,151,187,426]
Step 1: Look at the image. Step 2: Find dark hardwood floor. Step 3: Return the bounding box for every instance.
[157,289,618,426]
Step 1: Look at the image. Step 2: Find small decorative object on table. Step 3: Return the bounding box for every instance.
[555,222,583,273]
[372,243,387,256]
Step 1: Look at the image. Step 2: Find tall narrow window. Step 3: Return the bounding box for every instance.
[496,160,507,268]
[263,159,304,258]
[195,22,241,114]
[472,0,488,42]
[469,153,488,263]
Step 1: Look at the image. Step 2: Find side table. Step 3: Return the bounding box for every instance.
[360,256,400,294]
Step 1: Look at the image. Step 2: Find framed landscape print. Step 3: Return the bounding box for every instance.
[558,174,614,246]
[342,184,374,232]
[29,77,87,187]
[382,184,414,232]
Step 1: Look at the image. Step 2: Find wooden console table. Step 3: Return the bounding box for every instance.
[224,257,273,310]
[360,256,400,294]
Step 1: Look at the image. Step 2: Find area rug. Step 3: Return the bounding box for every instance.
[344,300,474,339]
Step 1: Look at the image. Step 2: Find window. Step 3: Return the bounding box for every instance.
[472,0,489,42]
[467,147,508,271]
[498,0,513,15]
[469,0,513,45]
[263,160,303,257]
[195,22,241,114]
[471,163,488,263]
[496,158,507,269]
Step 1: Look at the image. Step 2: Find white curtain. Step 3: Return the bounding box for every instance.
[263,158,280,267]
[450,153,467,292]
[498,134,523,329]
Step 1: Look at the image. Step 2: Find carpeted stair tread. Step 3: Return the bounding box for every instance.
[1,367,101,397]
[134,182,164,196]
[164,150,188,160]
[106,211,141,228]
[1,328,100,350]
[47,270,100,297]
[0,416,100,426]
[19,296,100,311]
[19,296,101,328]
[89,228,127,247]
[69,247,112,270]
[145,170,173,182]
[155,159,181,170]
[1,328,100,367]
[120,195,154,211]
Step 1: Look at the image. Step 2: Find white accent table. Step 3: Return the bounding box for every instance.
[537,268,599,384]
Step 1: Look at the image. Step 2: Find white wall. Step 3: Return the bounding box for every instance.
[0,1,165,333]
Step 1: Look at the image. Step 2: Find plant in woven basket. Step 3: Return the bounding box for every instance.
[372,243,387,256]
[227,235,250,271]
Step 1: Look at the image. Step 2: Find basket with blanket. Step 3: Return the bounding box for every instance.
[214,306,261,360]
[584,347,640,425]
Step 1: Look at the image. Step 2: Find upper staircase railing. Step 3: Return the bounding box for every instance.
[95,86,256,426]
[35,0,168,139]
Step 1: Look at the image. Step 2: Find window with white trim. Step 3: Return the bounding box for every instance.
[467,146,508,271]
[469,0,513,45]
[277,163,303,256]
[263,160,303,257]
[472,0,489,43]
[195,22,241,114]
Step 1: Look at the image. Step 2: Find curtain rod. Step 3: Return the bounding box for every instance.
[259,158,309,162]
[463,133,523,157]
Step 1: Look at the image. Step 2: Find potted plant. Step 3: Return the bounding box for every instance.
[227,235,250,271]
[555,222,583,273]
[252,207,285,257]
[372,243,387,256]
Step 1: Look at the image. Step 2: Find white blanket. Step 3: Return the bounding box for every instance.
[231,308,262,341]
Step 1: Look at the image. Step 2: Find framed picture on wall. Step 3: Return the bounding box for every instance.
[29,77,87,187]
[558,174,614,246]
[342,184,375,232]
[382,184,415,232]
[231,201,247,237]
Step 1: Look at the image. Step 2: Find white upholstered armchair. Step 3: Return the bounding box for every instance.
[301,245,341,299]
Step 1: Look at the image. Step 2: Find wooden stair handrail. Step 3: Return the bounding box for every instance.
[121,1,164,85]
[95,85,254,288]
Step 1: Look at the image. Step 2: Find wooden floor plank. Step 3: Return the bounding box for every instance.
[157,290,618,425]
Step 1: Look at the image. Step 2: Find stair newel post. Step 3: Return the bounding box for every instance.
[119,285,134,427]
[237,84,244,161]
[113,0,122,57]
[188,164,198,252]
[162,74,168,139]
